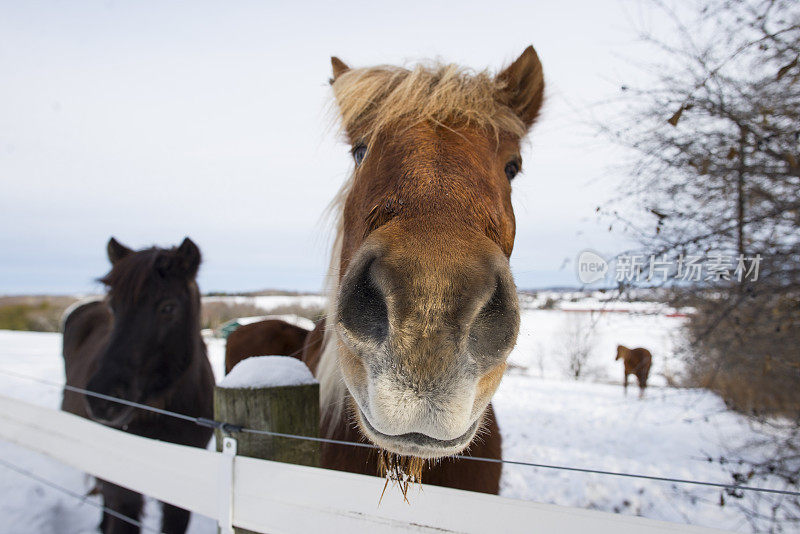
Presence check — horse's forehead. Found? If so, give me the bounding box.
[357,125,508,199]
[107,254,184,304]
[341,123,517,257]
[387,123,500,163]
[108,273,160,302]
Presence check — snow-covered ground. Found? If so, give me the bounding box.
[517,290,685,314]
[0,296,787,532]
[495,377,762,529]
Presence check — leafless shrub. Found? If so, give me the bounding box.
[560,315,596,380]
[538,296,559,310]
[676,291,800,417]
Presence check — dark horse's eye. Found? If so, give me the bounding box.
[160,302,176,315]
[505,160,521,181]
[352,144,367,166]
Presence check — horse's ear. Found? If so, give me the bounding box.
[107,237,133,265]
[330,57,350,84]
[496,46,545,129]
[175,237,201,279]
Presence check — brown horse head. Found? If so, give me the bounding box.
[320,47,545,459]
[616,344,629,361]
[85,237,203,426]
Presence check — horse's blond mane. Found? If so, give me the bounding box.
[316,179,349,434]
[331,62,527,143]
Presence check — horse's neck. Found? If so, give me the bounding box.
[188,331,210,380]
[154,335,212,425]
[163,331,208,396]
[186,303,208,368]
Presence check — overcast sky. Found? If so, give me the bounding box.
[0,1,662,294]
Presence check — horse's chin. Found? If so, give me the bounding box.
[353,405,480,460]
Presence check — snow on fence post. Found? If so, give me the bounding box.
[214,356,320,468]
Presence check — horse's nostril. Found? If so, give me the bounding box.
[85,379,130,422]
[338,256,389,344]
[481,277,507,320]
[469,272,519,364]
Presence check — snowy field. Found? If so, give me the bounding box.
[0,296,788,532]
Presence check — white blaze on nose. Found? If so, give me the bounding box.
[364,372,476,441]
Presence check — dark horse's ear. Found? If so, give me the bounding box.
[107,237,133,265]
[330,57,350,85]
[175,237,201,279]
[496,46,545,129]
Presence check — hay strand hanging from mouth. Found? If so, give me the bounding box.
[377,450,426,504]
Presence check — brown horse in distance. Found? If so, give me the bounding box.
[62,238,214,534]
[224,318,311,373]
[616,345,653,397]
[300,46,545,494]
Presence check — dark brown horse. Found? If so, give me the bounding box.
[62,238,214,534]
[224,318,310,373]
[616,345,653,397]
[300,46,545,494]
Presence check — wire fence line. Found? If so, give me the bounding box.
[1,367,799,499]
[0,457,162,534]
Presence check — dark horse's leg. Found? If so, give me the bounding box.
[100,481,143,534]
[161,502,191,534]
[623,371,629,395]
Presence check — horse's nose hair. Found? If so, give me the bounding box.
[337,251,389,345]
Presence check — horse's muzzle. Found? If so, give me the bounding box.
[84,389,136,428]
[336,231,519,459]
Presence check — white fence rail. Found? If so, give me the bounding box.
[0,394,726,533]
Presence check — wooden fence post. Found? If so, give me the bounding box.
[213,357,320,533]
[214,382,320,465]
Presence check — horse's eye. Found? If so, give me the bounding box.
[352,144,367,166]
[505,160,521,181]
[160,303,176,315]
